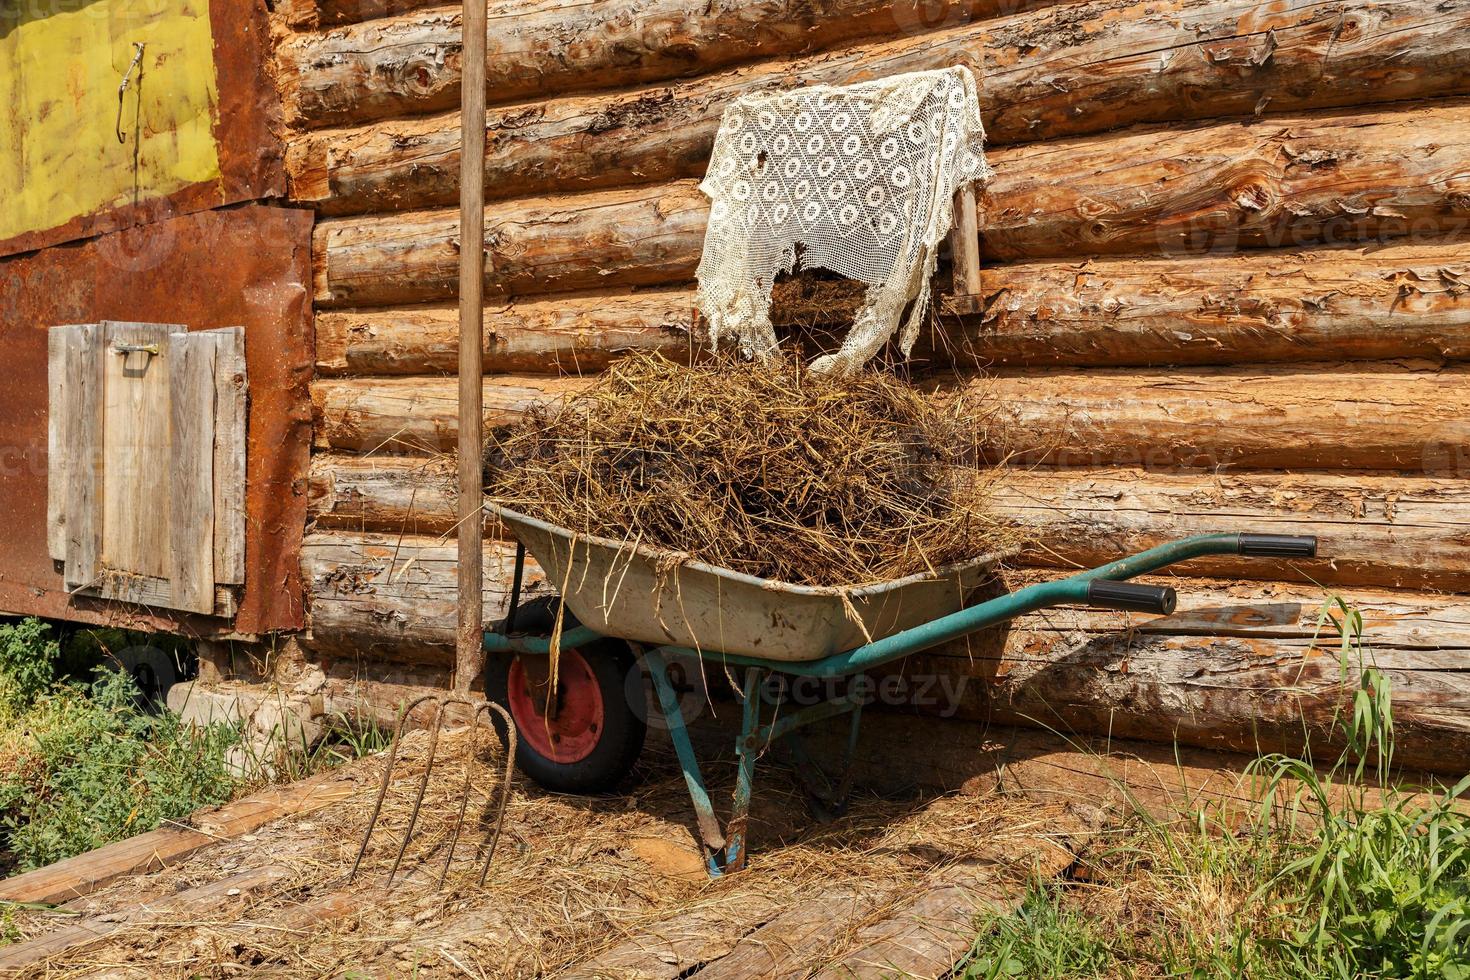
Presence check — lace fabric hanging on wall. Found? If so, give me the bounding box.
[695,66,991,374]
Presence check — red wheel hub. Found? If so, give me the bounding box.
[506,648,605,763]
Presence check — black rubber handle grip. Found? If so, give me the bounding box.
[1086,580,1177,616]
[1237,534,1318,559]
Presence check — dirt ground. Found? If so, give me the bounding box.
[0,724,1091,979]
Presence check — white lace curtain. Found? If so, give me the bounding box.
[695,66,991,374]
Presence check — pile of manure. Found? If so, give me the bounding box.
[485,353,1017,587]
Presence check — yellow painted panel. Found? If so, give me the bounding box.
[1,0,222,243]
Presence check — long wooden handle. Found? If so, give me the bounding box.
[456,0,488,692]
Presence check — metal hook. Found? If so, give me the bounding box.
[116,42,145,145]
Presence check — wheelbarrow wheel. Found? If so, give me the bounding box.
[485,596,646,794]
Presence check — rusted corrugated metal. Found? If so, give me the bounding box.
[0,205,313,635]
[0,0,284,259]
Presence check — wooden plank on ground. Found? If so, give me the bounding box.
[814,813,1095,979]
[0,864,293,972]
[0,774,354,906]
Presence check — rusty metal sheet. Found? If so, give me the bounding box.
[0,0,284,259]
[0,205,313,635]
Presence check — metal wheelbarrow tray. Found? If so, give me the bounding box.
[484,502,1320,876]
[492,503,1014,662]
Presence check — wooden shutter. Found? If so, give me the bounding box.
[47,322,247,616]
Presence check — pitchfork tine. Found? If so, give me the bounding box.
[388,698,449,887]
[352,694,518,891]
[478,702,518,886]
[350,694,438,883]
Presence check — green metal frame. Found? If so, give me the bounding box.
[483,533,1295,875]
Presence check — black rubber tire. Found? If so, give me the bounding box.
[485,596,646,794]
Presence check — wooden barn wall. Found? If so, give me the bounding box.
[276,0,1470,774]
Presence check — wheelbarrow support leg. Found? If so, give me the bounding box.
[643,650,728,867]
[726,668,767,873]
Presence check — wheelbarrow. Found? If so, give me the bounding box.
[482,503,1318,876]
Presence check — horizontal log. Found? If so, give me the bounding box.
[981,364,1470,473]
[904,578,1470,775]
[314,290,696,375]
[301,531,551,657]
[313,102,1470,306]
[984,101,1470,261]
[948,241,1470,368]
[310,374,580,452]
[287,0,1470,216]
[313,183,707,308]
[319,240,1470,374]
[278,0,1066,129]
[299,526,1470,774]
[276,0,441,31]
[310,365,1470,473]
[308,454,1470,590]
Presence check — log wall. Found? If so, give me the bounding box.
[274,0,1470,774]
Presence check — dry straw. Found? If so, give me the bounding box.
[486,353,1017,587]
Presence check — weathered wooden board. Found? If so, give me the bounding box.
[47,324,103,579]
[308,456,1470,591]
[277,0,1071,128]
[0,866,294,972]
[286,0,1470,217]
[308,366,1470,473]
[100,323,176,583]
[0,774,354,906]
[211,328,248,585]
[168,332,218,614]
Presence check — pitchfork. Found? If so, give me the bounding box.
[349,695,517,890]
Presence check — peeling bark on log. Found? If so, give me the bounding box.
[313,105,1470,306]
[286,0,1470,216]
[307,455,1470,591]
[278,0,1067,129]
[997,469,1470,592]
[947,241,1470,368]
[310,365,1470,473]
[310,374,581,452]
[315,241,1470,374]
[313,183,707,308]
[983,101,1470,261]
[300,532,550,657]
[299,525,1470,774]
[902,581,1470,775]
[981,364,1470,474]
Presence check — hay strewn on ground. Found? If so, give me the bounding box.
[4,729,1068,979]
[486,354,1016,586]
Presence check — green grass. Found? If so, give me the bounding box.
[0,619,242,872]
[962,596,1470,980]
[0,618,395,875]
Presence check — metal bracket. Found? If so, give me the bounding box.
[112,342,159,356]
